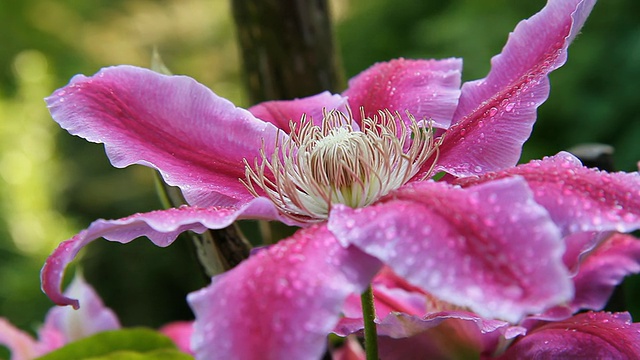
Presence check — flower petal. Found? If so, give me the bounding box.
[331,336,365,360]
[0,318,40,360]
[41,199,283,309]
[47,65,284,207]
[187,225,382,360]
[38,274,120,350]
[570,233,640,312]
[498,312,640,359]
[437,0,596,176]
[376,312,525,360]
[454,152,640,236]
[329,177,571,323]
[159,321,194,355]
[248,91,348,131]
[343,58,462,129]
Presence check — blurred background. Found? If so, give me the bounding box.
[1,0,639,354]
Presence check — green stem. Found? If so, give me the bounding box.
[361,285,379,360]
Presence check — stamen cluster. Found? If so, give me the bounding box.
[243,109,440,222]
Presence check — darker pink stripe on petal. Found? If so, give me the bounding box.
[438,0,597,176]
[329,177,571,323]
[47,66,284,207]
[343,58,462,129]
[498,312,640,359]
[187,225,381,360]
[455,152,640,236]
[41,199,284,309]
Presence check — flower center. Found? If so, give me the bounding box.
[243,109,440,222]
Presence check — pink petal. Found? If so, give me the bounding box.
[331,336,365,360]
[159,321,194,355]
[339,267,431,324]
[38,274,120,350]
[47,66,284,207]
[343,58,462,129]
[437,0,596,176]
[570,233,640,312]
[498,312,640,359]
[0,318,40,360]
[329,177,571,323]
[187,225,382,360]
[248,91,348,131]
[562,231,608,273]
[376,312,525,360]
[454,152,640,236]
[41,199,285,309]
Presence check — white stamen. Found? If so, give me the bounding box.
[243,108,441,222]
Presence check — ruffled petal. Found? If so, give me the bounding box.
[329,177,571,323]
[376,312,525,360]
[187,225,382,360]
[39,274,120,349]
[343,58,462,129]
[454,152,640,236]
[562,231,608,273]
[0,318,40,360]
[47,65,284,207]
[437,0,596,176]
[248,91,348,131]
[41,199,285,309]
[498,312,640,359]
[570,233,640,312]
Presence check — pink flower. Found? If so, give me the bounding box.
[0,274,120,359]
[40,0,640,358]
[334,233,640,359]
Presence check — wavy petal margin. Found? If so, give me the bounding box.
[41,198,285,309]
[377,312,525,360]
[498,312,640,359]
[343,58,462,129]
[39,274,120,348]
[47,65,284,207]
[437,0,597,176]
[454,152,640,236]
[329,177,571,323]
[570,233,640,312]
[187,225,381,360]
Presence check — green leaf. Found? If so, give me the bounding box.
[35,328,191,360]
[85,349,192,360]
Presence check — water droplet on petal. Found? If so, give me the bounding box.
[505,102,516,112]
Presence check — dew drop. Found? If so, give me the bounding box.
[488,107,498,116]
[505,102,515,112]
[344,218,356,229]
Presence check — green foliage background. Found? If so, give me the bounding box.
[1,0,638,356]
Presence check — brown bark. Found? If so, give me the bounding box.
[231,0,345,103]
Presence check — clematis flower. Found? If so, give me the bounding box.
[0,274,120,359]
[40,0,640,358]
[334,232,640,359]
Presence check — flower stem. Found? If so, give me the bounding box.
[361,285,379,360]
